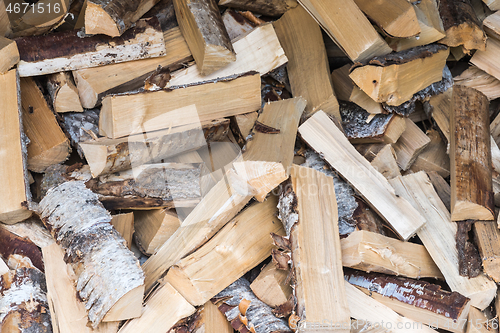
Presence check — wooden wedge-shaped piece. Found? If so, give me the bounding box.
[46,72,83,113]
[0,36,19,74]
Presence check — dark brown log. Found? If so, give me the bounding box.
[0,228,44,272]
[456,220,482,278]
[218,0,297,16]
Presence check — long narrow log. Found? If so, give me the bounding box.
[38,181,145,328]
[218,0,297,16]
[393,118,431,171]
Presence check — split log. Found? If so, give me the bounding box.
[450,85,494,221]
[299,111,425,240]
[466,307,494,333]
[230,112,258,146]
[388,0,446,51]
[111,213,134,249]
[0,69,32,224]
[0,227,44,272]
[473,221,500,283]
[0,0,11,37]
[274,165,351,331]
[453,221,481,278]
[134,209,180,255]
[42,243,121,333]
[483,0,500,10]
[410,129,451,178]
[60,108,100,158]
[484,11,500,38]
[212,278,292,333]
[85,0,161,37]
[222,10,255,40]
[370,144,401,180]
[46,72,83,113]
[187,301,233,333]
[197,141,241,182]
[166,24,287,87]
[166,196,285,305]
[345,268,470,333]
[428,87,453,141]
[438,0,487,51]
[471,37,500,83]
[352,0,420,38]
[428,171,452,212]
[0,217,54,249]
[0,268,52,332]
[74,26,191,108]
[38,181,145,327]
[273,5,339,120]
[0,258,7,276]
[218,0,297,16]
[118,281,196,333]
[250,262,292,308]
[173,0,235,75]
[297,0,392,62]
[389,172,497,310]
[454,66,500,100]
[0,36,19,74]
[393,118,431,171]
[340,101,407,144]
[99,72,261,139]
[20,77,71,172]
[341,230,443,279]
[16,17,166,77]
[349,44,449,106]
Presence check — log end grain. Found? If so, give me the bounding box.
[85,2,121,37]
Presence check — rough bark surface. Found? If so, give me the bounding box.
[60,108,101,158]
[0,228,44,272]
[340,101,395,142]
[218,0,297,16]
[456,220,482,278]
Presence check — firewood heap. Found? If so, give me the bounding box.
[2,0,500,332]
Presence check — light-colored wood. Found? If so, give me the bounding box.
[393,118,432,171]
[454,66,500,101]
[16,18,166,77]
[218,0,297,16]
[410,130,450,178]
[46,72,83,113]
[134,209,181,255]
[273,5,339,120]
[20,77,71,172]
[297,0,392,62]
[299,111,425,240]
[99,72,261,139]
[341,230,443,279]
[483,0,500,10]
[470,36,500,82]
[484,11,500,38]
[429,87,452,141]
[250,262,292,308]
[389,172,497,310]
[166,196,285,305]
[473,221,500,283]
[0,36,19,74]
[371,144,401,179]
[0,257,7,276]
[85,0,160,37]
[0,69,32,224]
[353,0,420,38]
[73,27,191,108]
[0,0,11,37]
[166,23,287,87]
[197,140,242,182]
[118,281,196,333]
[349,45,449,106]
[111,213,134,250]
[231,111,258,145]
[0,217,54,248]
[388,0,445,51]
[491,137,500,174]
[450,85,494,221]
[350,86,385,114]
[194,301,233,333]
[466,307,494,333]
[222,9,255,40]
[42,243,120,333]
[428,171,451,212]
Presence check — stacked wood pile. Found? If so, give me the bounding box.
[4,0,500,332]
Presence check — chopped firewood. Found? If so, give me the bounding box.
[410,130,451,178]
[471,37,500,82]
[349,44,449,106]
[222,10,255,40]
[85,0,161,37]
[134,209,180,255]
[111,213,134,249]
[450,85,494,221]
[0,69,32,224]
[0,217,54,248]
[273,5,340,120]
[428,171,452,212]
[473,221,500,283]
[353,0,420,38]
[339,101,407,144]
[166,24,287,87]
[197,141,241,182]
[389,172,497,310]
[491,138,500,174]
[277,165,350,330]
[388,0,446,51]
[38,181,145,327]
[341,230,443,279]
[466,307,495,333]
[299,111,425,240]
[60,108,100,158]
[46,72,83,113]
[0,227,44,272]
[370,144,401,179]
[438,0,487,51]
[454,66,500,100]
[0,1,12,37]
[42,243,121,333]
[166,196,285,305]
[297,0,392,62]
[212,278,292,333]
[456,220,482,278]
[16,17,166,77]
[483,0,500,10]
[428,88,453,141]
[74,26,191,108]
[99,72,261,139]
[118,281,196,333]
[218,0,297,16]
[173,0,236,75]
[484,11,500,38]
[345,268,470,333]
[250,262,292,308]
[0,36,19,74]
[349,86,385,115]
[0,258,7,276]
[20,77,71,172]
[231,112,258,146]
[0,267,52,332]
[393,118,431,171]
[190,301,233,333]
